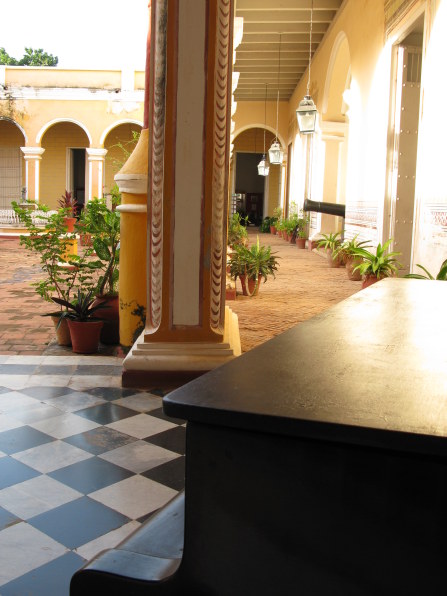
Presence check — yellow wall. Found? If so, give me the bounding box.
[104,123,142,193]
[40,122,89,208]
[233,101,288,150]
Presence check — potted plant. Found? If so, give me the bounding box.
[259,216,273,233]
[316,232,343,267]
[51,289,108,353]
[12,201,98,346]
[270,207,282,235]
[227,212,248,247]
[351,239,402,289]
[294,213,310,248]
[404,259,447,280]
[228,236,279,296]
[333,234,372,280]
[58,190,78,232]
[79,197,121,344]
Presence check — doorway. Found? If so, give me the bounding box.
[235,152,265,225]
[387,15,424,274]
[69,148,86,211]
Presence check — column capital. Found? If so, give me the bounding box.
[20,147,45,160]
[86,148,108,161]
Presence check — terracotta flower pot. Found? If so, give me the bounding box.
[345,256,363,281]
[239,275,260,296]
[296,237,306,249]
[93,295,120,344]
[362,274,384,289]
[51,315,71,346]
[63,217,77,233]
[67,319,103,354]
[270,226,277,235]
[327,250,342,268]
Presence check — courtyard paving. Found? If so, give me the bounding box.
[0,231,362,356]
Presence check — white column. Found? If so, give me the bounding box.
[86,148,108,200]
[20,147,45,203]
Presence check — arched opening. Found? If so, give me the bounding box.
[103,122,143,196]
[232,127,282,225]
[40,121,90,210]
[0,118,26,208]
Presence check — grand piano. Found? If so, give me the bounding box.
[71,279,447,595]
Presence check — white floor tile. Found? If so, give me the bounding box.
[5,356,45,365]
[114,394,162,412]
[9,403,63,424]
[29,412,100,439]
[12,440,93,473]
[75,520,141,561]
[99,440,179,473]
[25,374,72,387]
[0,522,67,586]
[89,475,177,519]
[0,392,41,413]
[0,413,25,432]
[43,392,106,413]
[68,375,122,390]
[0,475,82,519]
[106,413,177,439]
[0,376,31,390]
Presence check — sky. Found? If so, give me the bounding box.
[2,0,149,70]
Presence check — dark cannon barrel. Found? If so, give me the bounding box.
[303,198,345,218]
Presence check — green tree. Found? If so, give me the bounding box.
[0,48,18,65]
[0,47,58,66]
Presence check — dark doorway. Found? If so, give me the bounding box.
[72,149,86,210]
[235,152,265,225]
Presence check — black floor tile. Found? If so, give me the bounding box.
[28,496,130,549]
[0,457,40,489]
[74,365,123,376]
[87,386,141,401]
[34,365,77,375]
[150,388,171,397]
[150,407,185,425]
[144,426,186,455]
[0,551,85,596]
[49,456,134,494]
[0,505,21,530]
[20,386,74,399]
[0,426,54,455]
[0,386,10,394]
[75,402,138,424]
[0,364,37,375]
[64,426,137,455]
[142,456,185,492]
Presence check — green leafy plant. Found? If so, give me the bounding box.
[79,197,120,296]
[12,201,98,306]
[259,217,273,233]
[351,239,402,279]
[51,289,108,323]
[227,212,248,247]
[404,259,447,280]
[228,236,279,294]
[316,231,342,252]
[333,234,371,261]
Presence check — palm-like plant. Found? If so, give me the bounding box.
[228,236,279,295]
[351,239,402,280]
[404,259,447,280]
[316,232,342,252]
[51,289,108,323]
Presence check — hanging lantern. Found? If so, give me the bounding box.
[268,140,283,165]
[296,95,318,135]
[257,155,270,176]
[296,1,318,135]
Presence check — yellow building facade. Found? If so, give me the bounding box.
[0,66,144,210]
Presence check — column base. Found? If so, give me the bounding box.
[122,307,241,389]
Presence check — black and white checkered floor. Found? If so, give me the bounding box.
[0,355,185,595]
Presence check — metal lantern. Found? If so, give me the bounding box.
[257,155,270,176]
[268,140,283,165]
[296,95,318,135]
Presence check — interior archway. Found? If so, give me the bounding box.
[0,118,26,208]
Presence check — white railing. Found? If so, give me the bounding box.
[0,209,58,227]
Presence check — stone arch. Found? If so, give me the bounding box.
[233,124,286,152]
[36,118,92,145]
[40,121,90,209]
[322,31,352,121]
[0,117,27,143]
[0,118,27,207]
[99,119,143,147]
[102,121,144,194]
